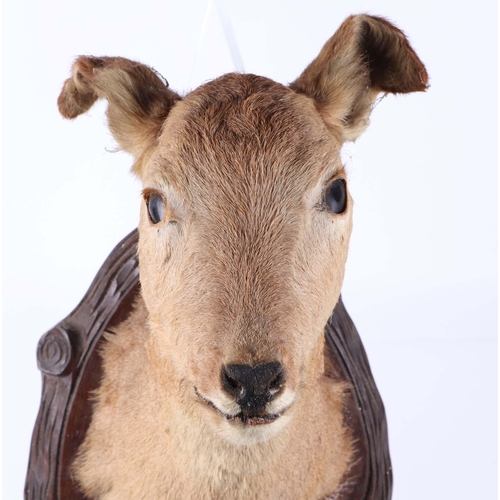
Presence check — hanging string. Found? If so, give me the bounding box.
[188,0,245,89]
[188,0,214,89]
[215,0,245,73]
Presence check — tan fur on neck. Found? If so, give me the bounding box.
[74,296,353,499]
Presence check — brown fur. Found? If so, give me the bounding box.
[58,14,427,499]
[290,14,428,140]
[58,56,181,173]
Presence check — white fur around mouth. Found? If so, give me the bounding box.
[194,387,292,426]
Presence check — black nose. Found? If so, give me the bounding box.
[222,362,285,416]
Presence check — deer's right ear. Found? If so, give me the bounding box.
[290,15,428,142]
[58,56,181,177]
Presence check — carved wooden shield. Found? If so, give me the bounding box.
[25,229,392,499]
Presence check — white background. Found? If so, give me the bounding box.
[3,0,497,498]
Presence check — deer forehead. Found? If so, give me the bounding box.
[143,73,344,206]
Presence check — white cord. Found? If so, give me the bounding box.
[188,0,245,89]
[215,0,245,73]
[188,0,214,89]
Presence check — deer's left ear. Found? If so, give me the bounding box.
[58,56,181,177]
[290,14,428,142]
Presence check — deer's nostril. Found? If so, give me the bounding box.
[268,369,284,393]
[222,369,243,396]
[222,364,252,399]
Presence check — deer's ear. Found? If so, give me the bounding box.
[290,15,428,142]
[58,56,181,177]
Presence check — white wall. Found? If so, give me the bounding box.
[3,0,497,498]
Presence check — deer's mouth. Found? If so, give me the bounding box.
[228,411,283,426]
[194,387,291,426]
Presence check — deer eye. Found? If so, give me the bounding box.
[147,193,165,224]
[325,179,347,214]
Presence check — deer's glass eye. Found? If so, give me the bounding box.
[325,179,347,214]
[147,193,164,224]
